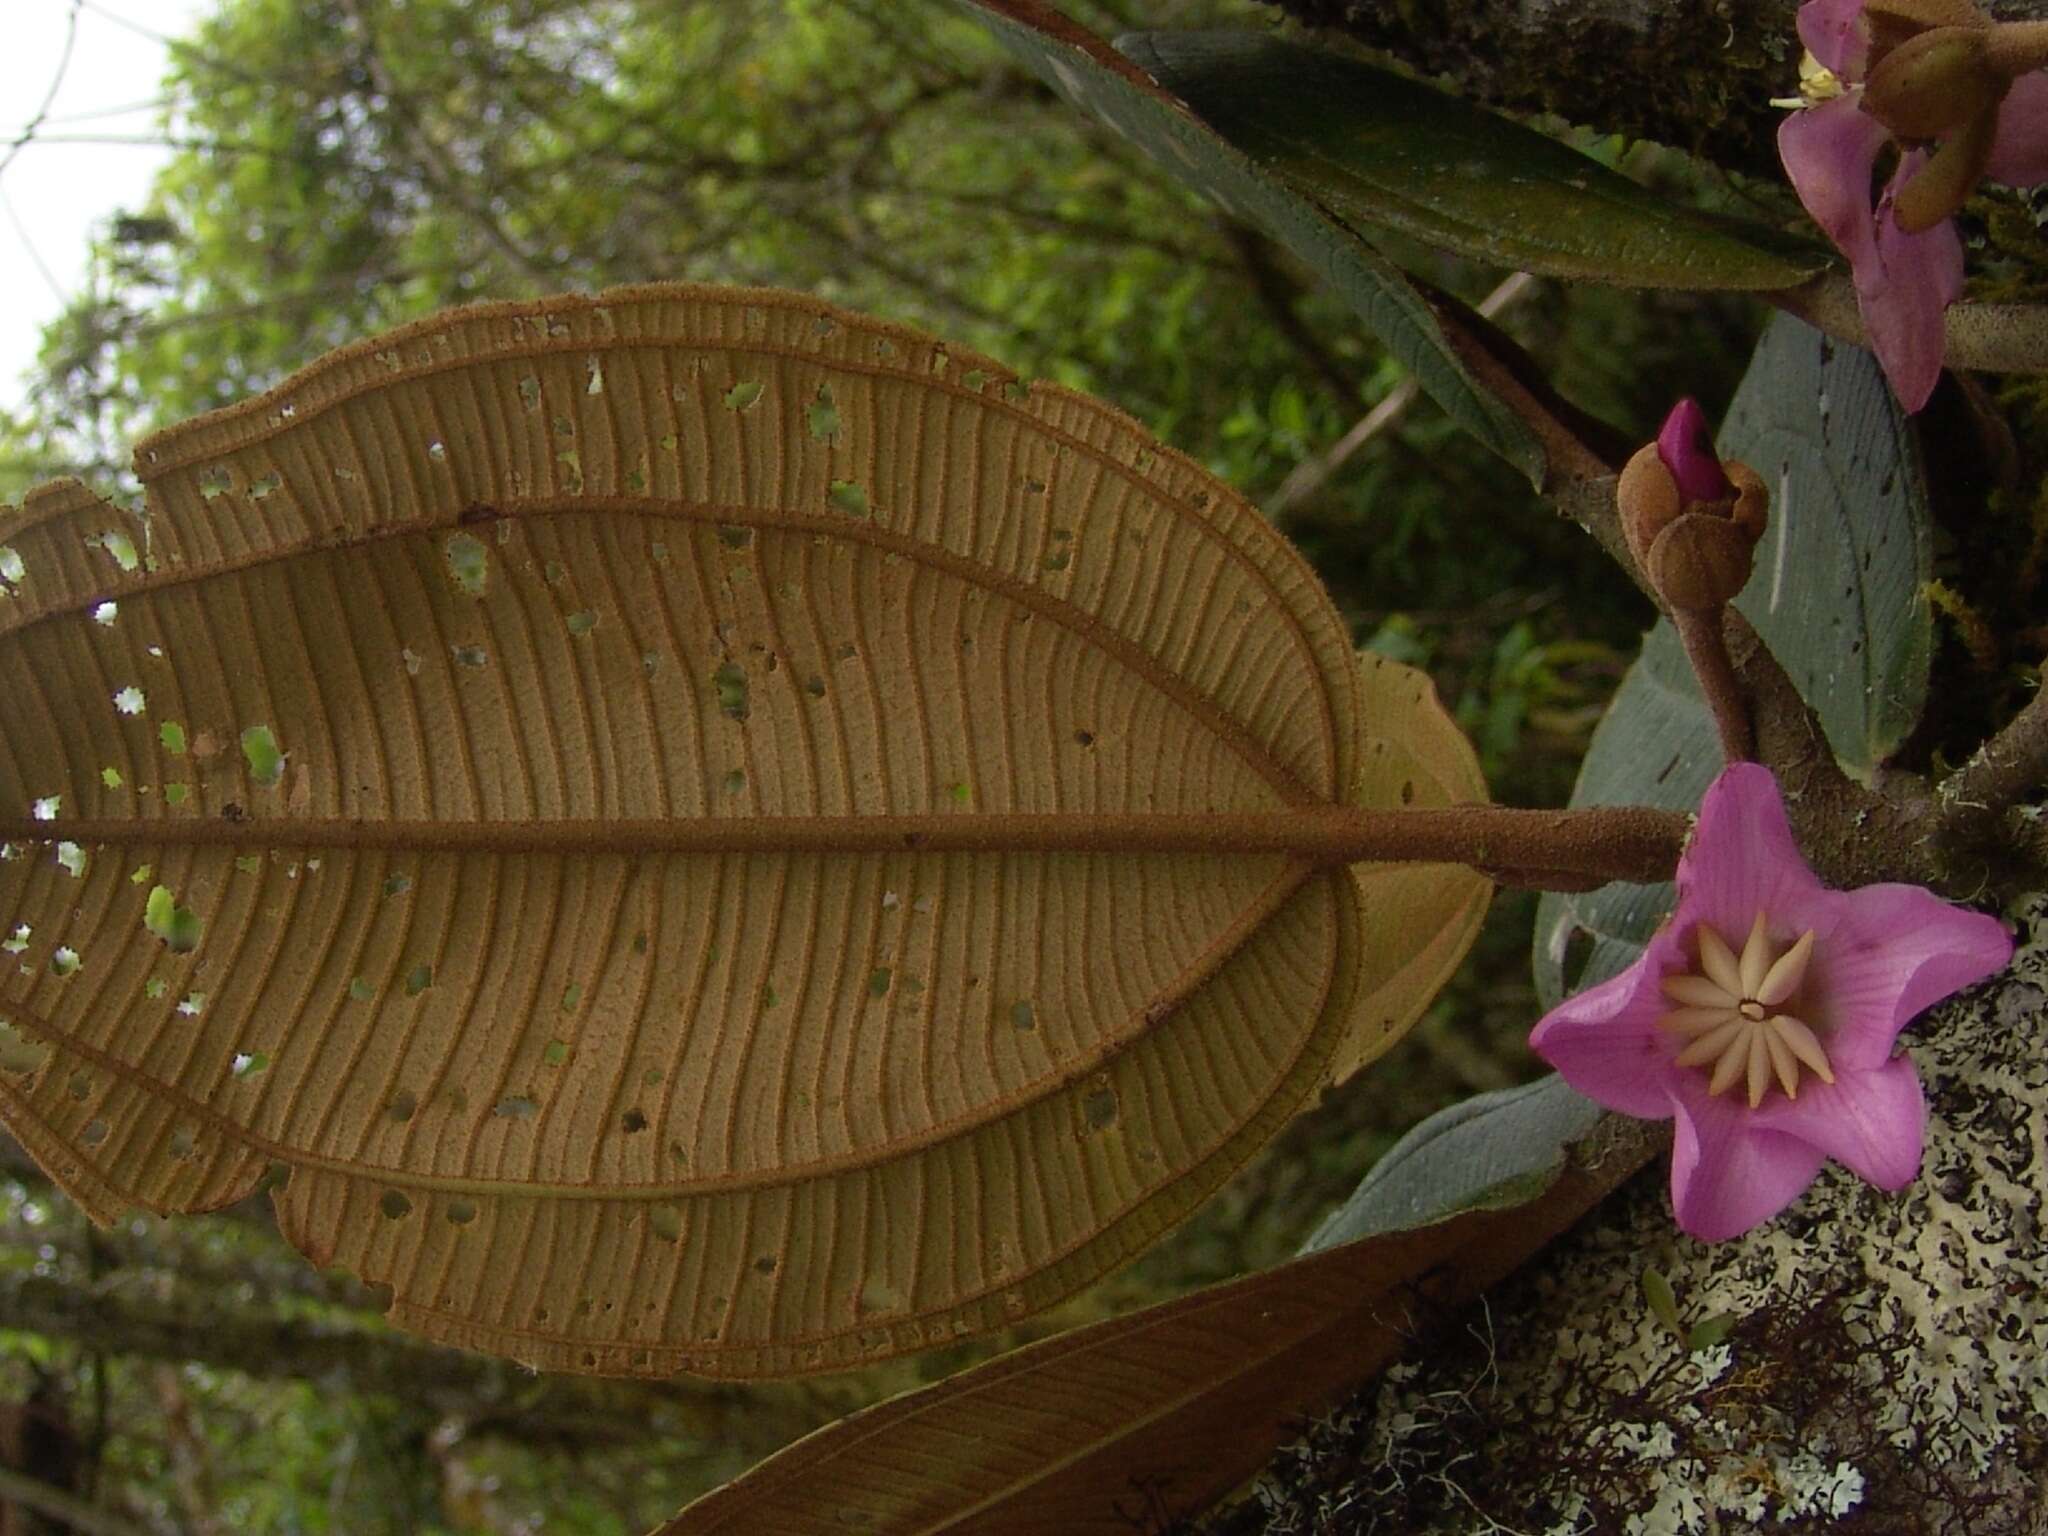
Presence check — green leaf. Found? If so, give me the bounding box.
[1643,1267,1682,1333]
[1120,33,1830,292]
[1533,623,1708,1006]
[1720,314,1933,769]
[1688,1313,1736,1352]
[1533,316,1933,1005]
[240,724,284,787]
[1304,1073,1604,1250]
[954,1,1546,479]
[143,884,201,954]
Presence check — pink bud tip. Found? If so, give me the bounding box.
[1657,398,1734,504]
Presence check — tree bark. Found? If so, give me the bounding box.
[0,1468,155,1536]
[0,1265,840,1461]
[1257,0,2048,178]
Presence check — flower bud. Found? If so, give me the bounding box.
[1891,106,1997,233]
[1618,402,1767,611]
[1863,25,2003,141]
[1863,0,1989,57]
[1656,398,1733,503]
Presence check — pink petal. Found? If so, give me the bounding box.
[1779,97,1888,267]
[1804,884,2012,1068]
[1748,1054,1926,1189]
[1856,161,1966,412]
[1798,0,1869,78]
[1528,949,1680,1120]
[1669,1083,1828,1241]
[1675,764,1830,945]
[1657,398,1733,503]
[1988,73,2048,186]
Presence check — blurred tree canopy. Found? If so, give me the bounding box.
[0,1,1768,1529]
[2,0,1729,653]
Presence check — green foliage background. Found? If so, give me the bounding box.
[0,1,1769,1529]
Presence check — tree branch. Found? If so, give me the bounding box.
[0,1267,835,1459]
[1266,272,1538,518]
[1258,0,2048,179]
[337,0,556,284]
[1221,221,1370,409]
[1933,679,2048,892]
[0,1465,163,1536]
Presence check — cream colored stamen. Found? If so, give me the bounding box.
[1771,51,1849,109]
[1657,912,1834,1107]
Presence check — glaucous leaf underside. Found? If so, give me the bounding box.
[0,286,1487,1378]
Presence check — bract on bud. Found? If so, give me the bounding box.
[1618,402,1768,611]
[1892,107,1999,232]
[1863,0,1986,40]
[1862,26,2000,140]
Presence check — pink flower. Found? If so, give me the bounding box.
[1530,764,2010,1241]
[1777,0,2048,410]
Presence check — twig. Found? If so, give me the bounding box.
[1773,273,2048,376]
[1941,679,2048,831]
[0,0,82,181]
[1223,220,1371,411]
[0,1466,163,1536]
[1267,272,1539,517]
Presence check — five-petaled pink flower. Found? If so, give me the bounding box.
[1778,0,2048,411]
[1531,763,2010,1241]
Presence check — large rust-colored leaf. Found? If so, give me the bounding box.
[658,1116,1659,1535]
[0,286,1487,1378]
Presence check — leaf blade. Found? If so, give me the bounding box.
[1719,315,1933,769]
[1120,32,1830,292]
[954,0,1548,478]
[0,285,1489,1378]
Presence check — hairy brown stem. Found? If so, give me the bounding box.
[1986,19,2048,78]
[0,806,1687,888]
[1673,606,1756,765]
[1942,681,2048,829]
[1773,276,2048,378]
[1932,679,2048,889]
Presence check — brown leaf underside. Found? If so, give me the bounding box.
[0,285,1487,1378]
